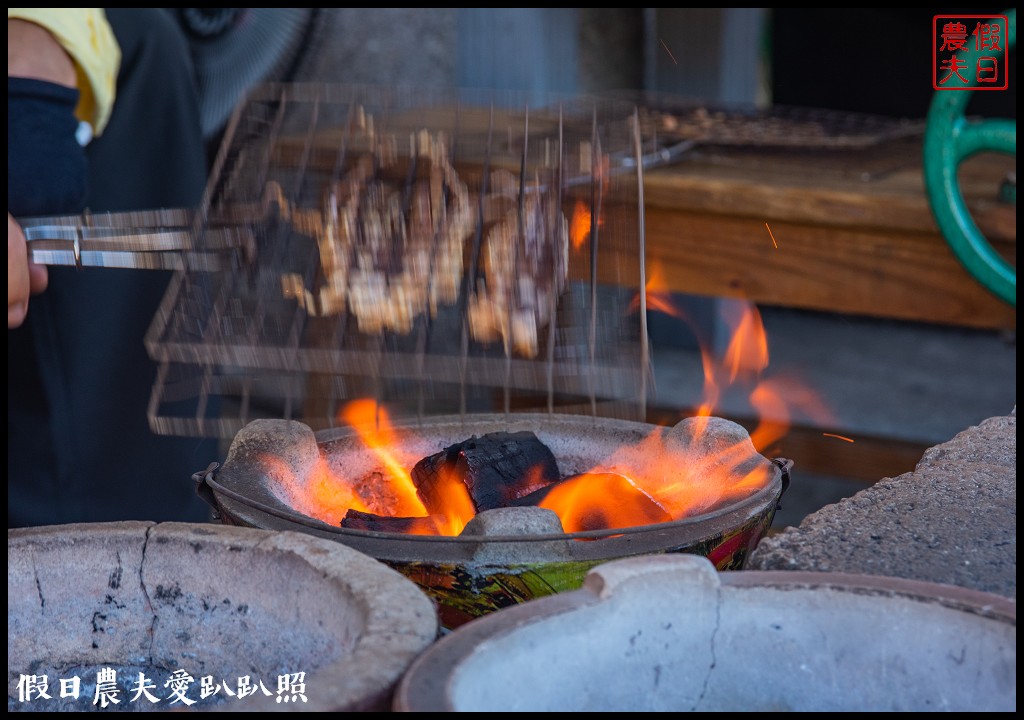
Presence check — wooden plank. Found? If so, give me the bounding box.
[641,209,1016,330]
[640,142,1015,330]
[643,144,1014,237]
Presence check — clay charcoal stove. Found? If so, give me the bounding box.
[393,555,1016,712]
[198,412,791,629]
[7,522,438,712]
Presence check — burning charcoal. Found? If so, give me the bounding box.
[512,472,672,533]
[340,509,439,535]
[355,471,405,517]
[412,431,560,513]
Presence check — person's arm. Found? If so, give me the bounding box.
[8,9,120,137]
[6,17,76,328]
[7,11,120,328]
[8,17,77,87]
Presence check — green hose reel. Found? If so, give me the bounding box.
[923,9,1016,306]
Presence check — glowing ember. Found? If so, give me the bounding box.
[587,417,775,520]
[537,472,671,533]
[823,432,855,443]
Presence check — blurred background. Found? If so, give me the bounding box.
[169,8,1016,528]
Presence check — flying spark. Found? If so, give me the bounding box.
[659,38,678,65]
[822,432,855,443]
[764,222,778,249]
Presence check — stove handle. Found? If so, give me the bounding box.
[192,462,223,520]
[771,457,793,499]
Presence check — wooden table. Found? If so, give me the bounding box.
[641,137,1015,331]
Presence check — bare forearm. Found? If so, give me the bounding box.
[7,18,76,86]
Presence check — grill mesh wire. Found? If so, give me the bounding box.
[144,85,925,438]
[146,84,652,437]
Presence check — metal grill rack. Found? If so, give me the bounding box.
[145,84,653,438]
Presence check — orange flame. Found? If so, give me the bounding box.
[644,296,832,462]
[629,261,683,318]
[337,399,427,517]
[691,302,770,422]
[570,199,607,252]
[582,423,774,522]
[258,452,368,526]
[539,472,671,532]
[570,200,591,251]
[280,284,831,535]
[747,374,834,453]
[721,302,769,382]
[694,337,720,421]
[428,462,476,536]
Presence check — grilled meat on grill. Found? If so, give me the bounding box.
[468,177,569,358]
[281,128,472,335]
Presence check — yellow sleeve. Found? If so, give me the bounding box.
[8,8,121,137]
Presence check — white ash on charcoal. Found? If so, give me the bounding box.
[661,416,773,484]
[224,418,371,526]
[225,418,321,489]
[461,507,576,563]
[594,416,776,519]
[461,505,566,537]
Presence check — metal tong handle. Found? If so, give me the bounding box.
[20,208,251,272]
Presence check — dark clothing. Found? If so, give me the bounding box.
[7,77,87,217]
[8,9,218,527]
